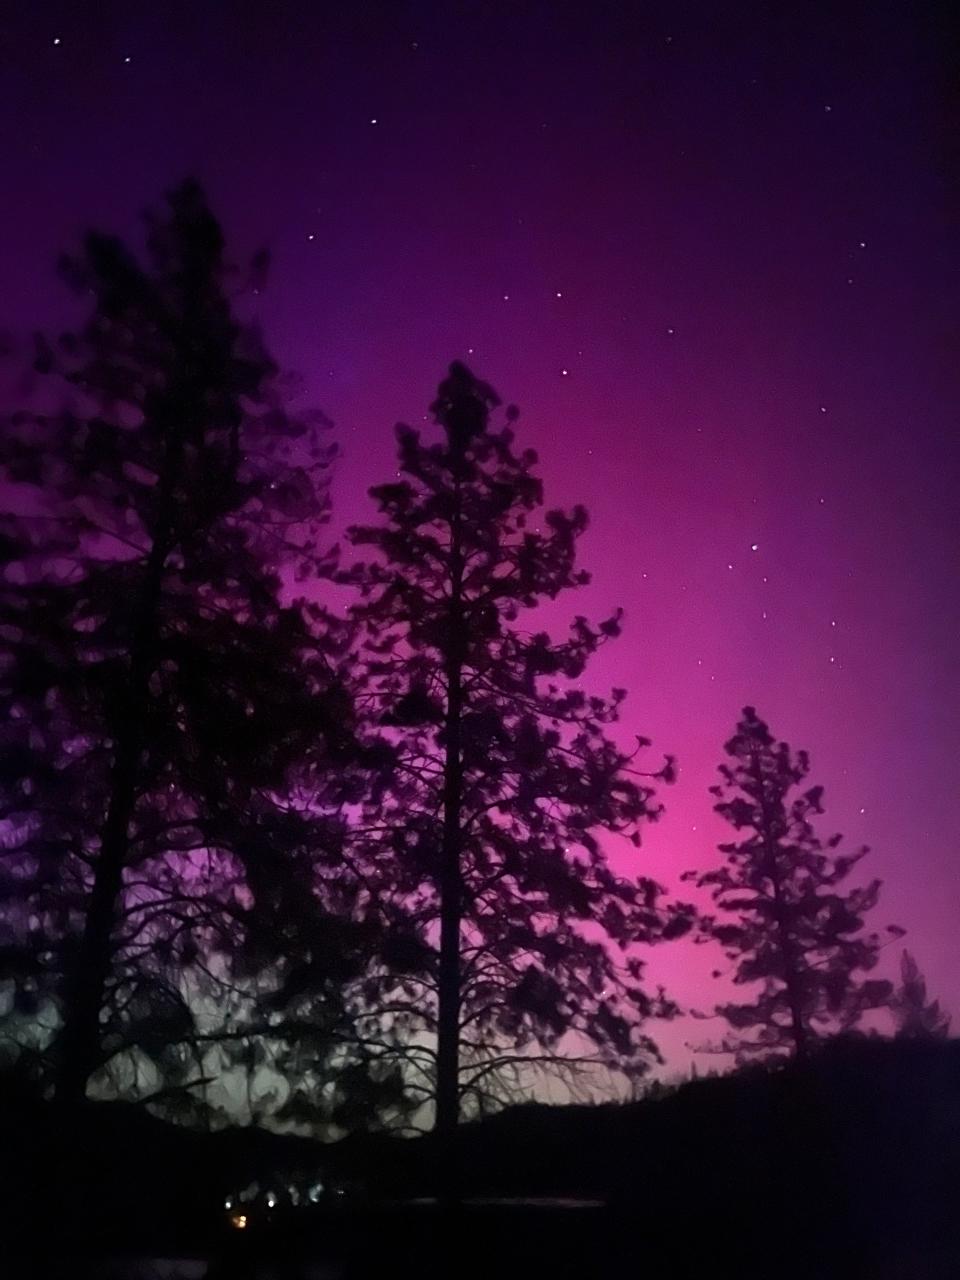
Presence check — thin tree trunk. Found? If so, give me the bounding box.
[751,751,809,1060]
[435,463,465,1192]
[55,434,183,1107]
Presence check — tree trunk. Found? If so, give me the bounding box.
[751,751,809,1061]
[55,435,183,1107]
[435,463,465,1192]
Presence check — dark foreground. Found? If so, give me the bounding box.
[4,1038,960,1278]
[10,1197,960,1280]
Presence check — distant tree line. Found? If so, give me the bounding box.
[0,183,947,1151]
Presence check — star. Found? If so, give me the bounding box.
[369,118,378,125]
[750,543,759,551]
[52,36,61,46]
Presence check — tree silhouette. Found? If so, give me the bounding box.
[339,362,691,1160]
[0,181,367,1110]
[892,951,950,1040]
[685,707,899,1061]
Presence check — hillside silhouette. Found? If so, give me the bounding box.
[5,1035,960,1277]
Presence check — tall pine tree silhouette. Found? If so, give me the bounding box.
[0,182,359,1108]
[341,363,691,1164]
[686,707,899,1060]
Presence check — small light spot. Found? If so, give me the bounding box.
[561,368,569,376]
[846,277,854,285]
[666,326,675,335]
[859,807,866,814]
[123,55,131,63]
[555,291,563,298]
[370,117,378,125]
[53,36,61,46]
[502,294,509,301]
[307,233,315,241]
[830,619,837,627]
[750,543,759,552]
[727,563,734,570]
[829,656,836,664]
[411,41,419,50]
[824,104,832,113]
[819,405,827,414]
[467,347,474,354]
[858,240,867,249]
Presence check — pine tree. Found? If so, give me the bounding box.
[685,707,899,1062]
[0,181,363,1111]
[892,951,950,1040]
[339,362,691,1158]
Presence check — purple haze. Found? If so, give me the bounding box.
[1,2,957,1071]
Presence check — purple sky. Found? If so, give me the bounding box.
[2,1,957,1072]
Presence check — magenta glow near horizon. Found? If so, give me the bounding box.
[1,3,956,1073]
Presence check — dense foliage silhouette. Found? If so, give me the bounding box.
[0,182,388,1121]
[338,363,693,1156]
[684,707,901,1060]
[893,949,950,1039]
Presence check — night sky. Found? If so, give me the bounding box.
[2,1,957,1073]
